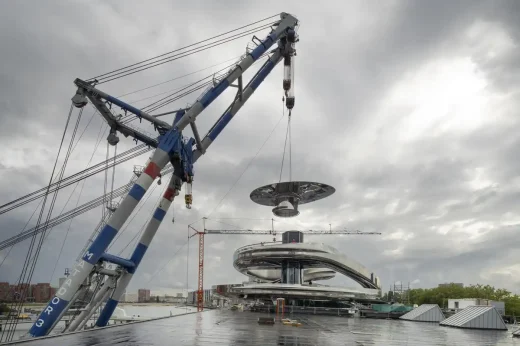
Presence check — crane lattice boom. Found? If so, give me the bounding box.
[203,229,381,235]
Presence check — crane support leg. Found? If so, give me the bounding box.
[95,175,181,327]
[29,130,183,337]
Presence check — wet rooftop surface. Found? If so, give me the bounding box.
[11,310,520,345]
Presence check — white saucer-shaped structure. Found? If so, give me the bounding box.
[250,181,335,218]
[233,241,381,289]
[214,231,382,303]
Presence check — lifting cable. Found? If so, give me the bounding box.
[0,143,150,214]
[142,54,270,115]
[117,54,243,99]
[0,166,175,251]
[107,178,163,254]
[118,53,270,125]
[206,110,287,218]
[1,105,79,343]
[97,23,275,84]
[48,121,110,283]
[278,98,293,183]
[146,240,189,284]
[0,118,105,271]
[103,142,109,220]
[110,144,117,207]
[88,14,279,83]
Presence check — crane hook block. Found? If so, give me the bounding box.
[71,89,88,108]
[287,29,296,43]
[185,181,193,209]
[107,132,120,146]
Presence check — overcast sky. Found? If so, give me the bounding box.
[1,0,520,297]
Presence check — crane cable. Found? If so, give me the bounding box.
[206,110,287,218]
[140,53,270,115]
[88,14,279,82]
[0,117,105,272]
[117,54,243,99]
[96,23,276,84]
[119,52,270,125]
[0,143,150,214]
[1,105,79,342]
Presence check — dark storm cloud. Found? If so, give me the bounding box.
[1,0,520,296]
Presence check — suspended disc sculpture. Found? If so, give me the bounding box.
[250,181,335,218]
[250,28,335,218]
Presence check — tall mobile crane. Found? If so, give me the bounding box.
[29,12,299,337]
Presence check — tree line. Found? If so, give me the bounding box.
[382,284,520,316]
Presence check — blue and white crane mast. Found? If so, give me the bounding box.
[29,12,298,337]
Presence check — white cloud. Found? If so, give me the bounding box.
[1,0,520,297]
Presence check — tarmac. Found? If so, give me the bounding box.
[9,309,520,345]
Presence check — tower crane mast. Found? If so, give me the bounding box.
[29,12,299,338]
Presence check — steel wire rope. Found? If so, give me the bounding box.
[116,55,262,116]
[0,166,176,251]
[103,142,109,220]
[130,53,270,120]
[146,240,189,284]
[1,105,77,342]
[117,55,260,123]
[102,56,250,125]
[47,119,108,282]
[6,106,84,341]
[48,178,86,284]
[0,185,131,250]
[211,219,242,229]
[96,23,275,84]
[0,144,150,214]
[0,119,106,264]
[139,62,238,112]
[106,180,161,253]
[1,109,102,255]
[21,107,83,315]
[110,145,117,206]
[117,80,213,125]
[142,56,269,114]
[208,217,273,221]
[185,225,190,312]
[116,55,243,99]
[116,53,269,127]
[0,123,112,250]
[206,111,287,219]
[4,106,80,341]
[278,99,289,183]
[45,120,108,281]
[114,179,167,257]
[88,14,278,82]
[289,112,292,181]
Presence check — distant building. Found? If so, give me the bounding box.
[0,282,10,301]
[176,293,183,298]
[122,292,138,302]
[32,283,52,303]
[448,298,505,315]
[438,283,464,288]
[138,289,151,303]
